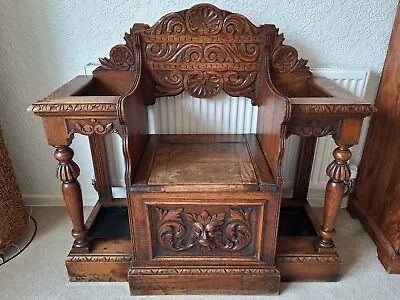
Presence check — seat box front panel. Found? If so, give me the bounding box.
[129,192,279,265]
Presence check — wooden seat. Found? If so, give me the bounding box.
[132,134,275,192]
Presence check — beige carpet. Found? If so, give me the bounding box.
[0,207,399,300]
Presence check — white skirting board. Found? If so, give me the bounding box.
[23,68,378,206]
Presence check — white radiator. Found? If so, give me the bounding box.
[105,68,377,204]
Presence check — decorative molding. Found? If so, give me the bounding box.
[289,120,336,137]
[68,118,114,136]
[29,103,117,114]
[68,274,105,281]
[151,70,258,98]
[292,104,375,115]
[144,42,263,64]
[276,255,340,263]
[130,267,277,276]
[156,207,253,252]
[66,255,132,263]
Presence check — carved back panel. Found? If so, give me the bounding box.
[96,3,310,103]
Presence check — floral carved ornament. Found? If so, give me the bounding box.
[156,207,253,252]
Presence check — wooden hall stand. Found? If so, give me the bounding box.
[28,4,375,295]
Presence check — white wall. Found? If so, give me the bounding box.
[0,0,397,205]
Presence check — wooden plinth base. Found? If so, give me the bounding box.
[66,239,131,282]
[348,196,400,273]
[128,266,280,295]
[277,236,340,281]
[65,200,341,284]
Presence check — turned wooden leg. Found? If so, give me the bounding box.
[316,145,351,251]
[54,145,89,252]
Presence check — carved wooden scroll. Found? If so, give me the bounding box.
[288,120,336,138]
[156,207,253,252]
[97,4,309,102]
[271,33,309,73]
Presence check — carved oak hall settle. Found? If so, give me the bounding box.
[28,4,375,295]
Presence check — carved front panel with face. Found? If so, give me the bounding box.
[153,205,258,256]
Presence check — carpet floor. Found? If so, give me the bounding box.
[0,207,399,300]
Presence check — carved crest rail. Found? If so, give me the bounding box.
[97,3,309,100]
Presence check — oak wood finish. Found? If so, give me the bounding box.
[88,135,112,201]
[349,6,400,273]
[65,200,342,284]
[66,238,132,282]
[28,3,375,295]
[132,134,275,193]
[54,145,89,252]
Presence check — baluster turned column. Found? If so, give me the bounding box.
[315,118,363,252]
[54,145,89,251]
[316,144,351,250]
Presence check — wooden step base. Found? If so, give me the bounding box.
[65,238,340,283]
[66,239,131,282]
[277,237,340,282]
[128,266,280,295]
[65,201,341,283]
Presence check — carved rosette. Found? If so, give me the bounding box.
[186,5,223,35]
[156,207,253,252]
[184,71,223,98]
[271,34,309,73]
[148,4,262,36]
[98,29,137,71]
